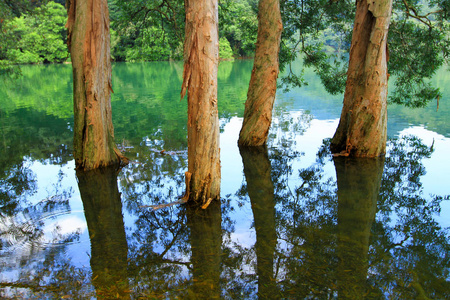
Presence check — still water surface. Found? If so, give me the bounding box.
[0,60,449,298]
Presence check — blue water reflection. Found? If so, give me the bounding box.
[0,60,449,298]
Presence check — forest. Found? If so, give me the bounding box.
[0,0,252,63]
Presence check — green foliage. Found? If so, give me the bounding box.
[2,1,68,65]
[219,37,234,60]
[219,0,258,57]
[123,26,177,62]
[280,0,450,108]
[388,16,448,107]
[0,0,257,65]
[109,0,185,62]
[279,0,354,92]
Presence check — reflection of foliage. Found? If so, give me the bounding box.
[371,135,450,298]
[0,107,72,185]
[0,169,74,254]
[0,160,36,216]
[270,135,450,298]
[0,167,83,299]
[1,60,449,298]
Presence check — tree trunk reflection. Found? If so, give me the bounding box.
[334,157,384,299]
[240,146,278,299]
[186,200,222,299]
[76,167,129,299]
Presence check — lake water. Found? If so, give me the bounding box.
[0,60,449,299]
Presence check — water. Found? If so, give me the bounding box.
[0,60,449,299]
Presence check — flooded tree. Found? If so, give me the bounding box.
[181,0,220,206]
[66,0,125,170]
[238,0,282,146]
[330,0,392,157]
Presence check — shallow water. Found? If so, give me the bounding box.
[0,60,449,299]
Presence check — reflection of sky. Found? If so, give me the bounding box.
[397,126,450,228]
[220,117,255,249]
[219,111,450,249]
[2,92,449,293]
[0,160,91,276]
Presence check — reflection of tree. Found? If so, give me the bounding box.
[273,136,450,298]
[77,167,129,299]
[0,166,87,299]
[334,157,384,299]
[186,201,222,299]
[240,145,278,299]
[0,108,72,176]
[369,136,450,298]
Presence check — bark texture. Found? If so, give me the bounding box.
[181,0,220,205]
[66,0,124,170]
[331,0,393,157]
[238,0,282,146]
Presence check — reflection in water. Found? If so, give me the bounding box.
[334,157,384,299]
[186,201,222,299]
[1,61,449,298]
[76,167,129,299]
[240,146,278,299]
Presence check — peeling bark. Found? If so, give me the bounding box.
[181,0,220,205]
[66,0,125,170]
[238,0,282,147]
[331,0,393,157]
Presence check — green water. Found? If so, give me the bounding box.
[0,61,449,299]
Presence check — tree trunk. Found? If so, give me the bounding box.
[330,0,393,157]
[181,0,220,206]
[238,0,282,147]
[66,0,124,170]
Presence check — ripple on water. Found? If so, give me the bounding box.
[0,210,89,260]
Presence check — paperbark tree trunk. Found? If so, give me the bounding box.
[238,0,282,147]
[181,0,220,206]
[330,0,393,157]
[66,0,124,170]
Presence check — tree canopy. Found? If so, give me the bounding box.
[280,0,450,108]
